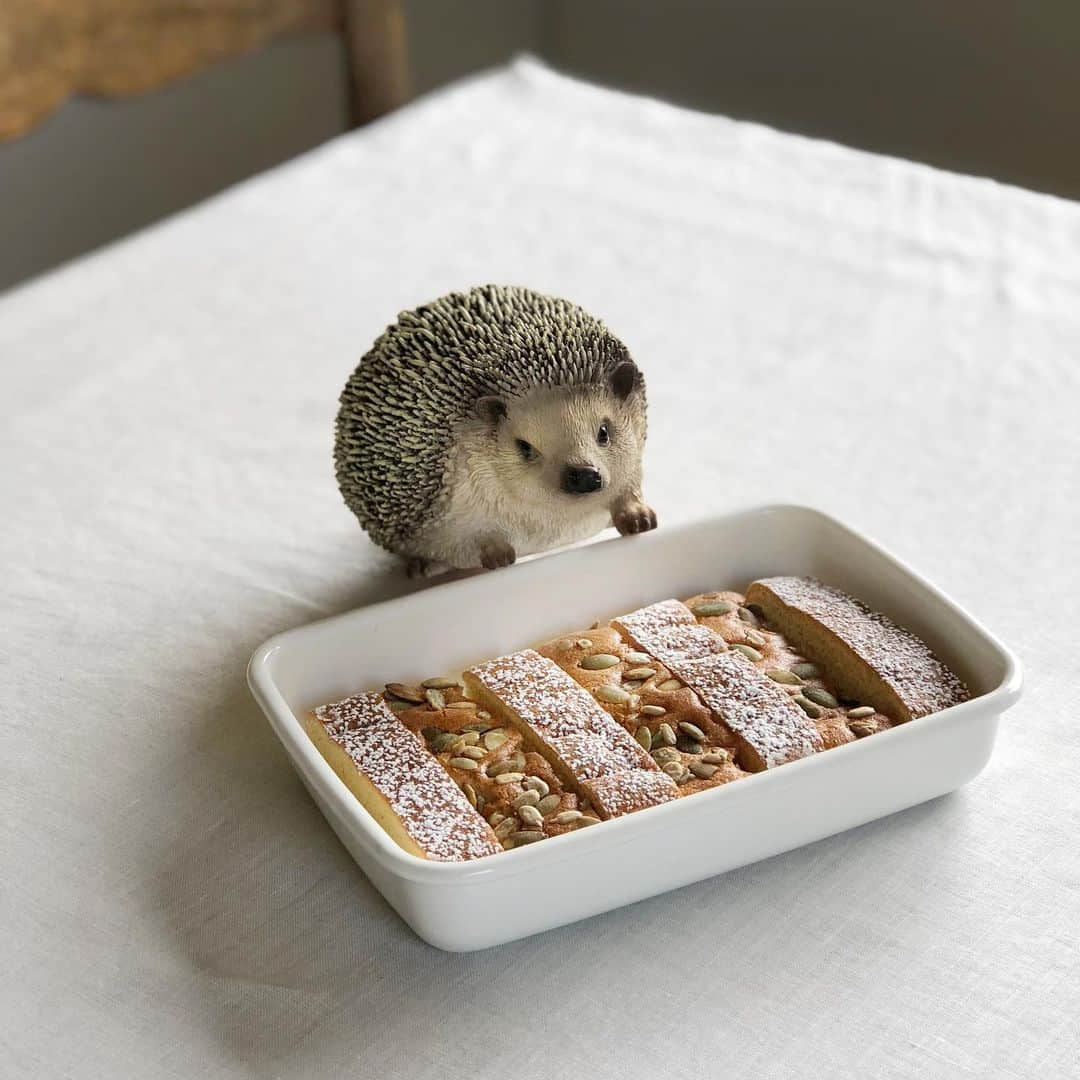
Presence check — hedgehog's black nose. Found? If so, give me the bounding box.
[562,465,603,494]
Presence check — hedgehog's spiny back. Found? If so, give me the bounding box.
[335,285,631,551]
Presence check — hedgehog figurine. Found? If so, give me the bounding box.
[335,284,657,576]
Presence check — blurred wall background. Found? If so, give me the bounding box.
[3,0,1079,295]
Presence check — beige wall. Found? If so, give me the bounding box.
[2,1,1079,294]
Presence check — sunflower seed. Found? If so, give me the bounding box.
[847,706,875,718]
[496,772,525,785]
[518,804,544,827]
[537,794,562,815]
[656,722,677,747]
[424,688,446,710]
[652,746,681,765]
[595,684,631,705]
[732,644,763,662]
[385,682,424,704]
[461,722,487,732]
[577,816,601,827]
[575,639,593,649]
[678,721,707,743]
[626,651,652,664]
[494,817,516,839]
[689,761,720,779]
[766,668,803,685]
[511,830,545,845]
[449,757,479,771]
[640,704,667,716]
[745,629,768,647]
[508,753,526,770]
[635,725,653,751]
[657,679,682,691]
[737,607,760,626]
[580,653,620,670]
[489,811,505,826]
[623,680,644,691]
[524,776,550,796]
[486,760,519,777]
[461,730,480,745]
[462,782,477,807]
[794,696,823,719]
[483,729,508,751]
[791,662,821,679]
[446,700,477,710]
[513,790,541,809]
[422,677,462,690]
[849,719,877,738]
[460,746,485,760]
[554,810,583,825]
[803,686,839,709]
[624,667,657,680]
[692,600,734,616]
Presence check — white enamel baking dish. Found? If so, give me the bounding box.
[247,504,1022,951]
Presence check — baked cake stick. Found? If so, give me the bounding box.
[745,577,970,722]
[304,693,502,861]
[464,650,678,819]
[612,600,823,771]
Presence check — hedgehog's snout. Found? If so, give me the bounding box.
[561,464,604,495]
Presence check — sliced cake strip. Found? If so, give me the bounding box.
[613,600,823,771]
[304,692,502,861]
[464,649,678,818]
[745,577,970,722]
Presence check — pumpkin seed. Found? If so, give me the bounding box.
[461,722,487,732]
[657,679,682,691]
[489,811,506,826]
[652,747,681,765]
[702,750,730,765]
[424,688,446,710]
[486,760,519,777]
[476,710,491,720]
[656,722,677,747]
[483,729,508,751]
[385,699,409,713]
[537,794,562,815]
[511,830,544,845]
[624,667,657,680]
[496,772,525,785]
[693,600,734,616]
[475,794,485,814]
[580,653,620,670]
[524,776,550,796]
[794,696,823,719]
[446,700,477,710]
[421,726,441,741]
[634,725,653,751]
[460,746,485,760]
[847,706,875,719]
[640,704,667,716]
[461,730,480,745]
[422,676,462,690]
[626,651,652,664]
[745,629,767,647]
[732,644,763,662]
[431,732,459,752]
[508,753,526,770]
[849,719,876,738]
[766,668,803,685]
[577,816,601,827]
[791,662,821,679]
[514,790,540,809]
[449,757,479,771]
[555,810,583,825]
[662,760,686,780]
[737,607,760,626]
[678,721,707,743]
[462,782,477,807]
[575,639,593,649]
[595,684,631,705]
[623,680,644,692]
[385,682,424,704]
[494,817,516,839]
[518,804,544,827]
[803,686,839,709]
[678,739,704,756]
[689,761,720,779]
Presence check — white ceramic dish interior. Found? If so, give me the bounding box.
[248,504,1022,951]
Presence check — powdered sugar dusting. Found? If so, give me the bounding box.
[614,599,822,768]
[469,649,677,815]
[313,693,501,860]
[753,577,970,718]
[584,770,679,816]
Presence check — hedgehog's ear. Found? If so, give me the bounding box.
[475,395,507,426]
[610,361,640,401]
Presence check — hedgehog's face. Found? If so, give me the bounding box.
[475,362,646,505]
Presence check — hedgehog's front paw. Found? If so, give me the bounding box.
[613,500,658,536]
[478,537,517,570]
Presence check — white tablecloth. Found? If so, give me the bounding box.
[3,58,1077,1078]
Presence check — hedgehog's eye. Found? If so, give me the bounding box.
[597,422,610,447]
[516,439,538,462]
